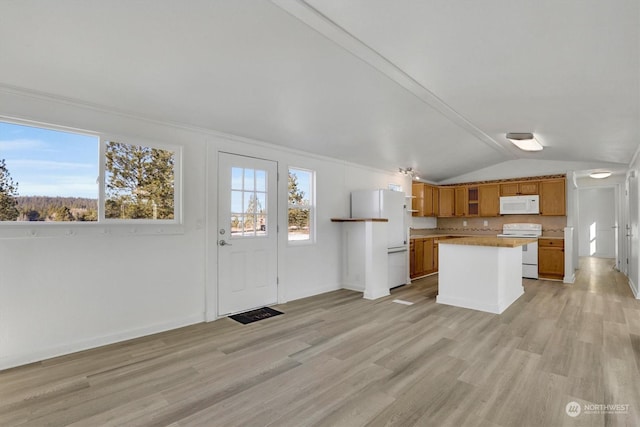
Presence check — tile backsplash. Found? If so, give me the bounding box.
[413,215,567,237]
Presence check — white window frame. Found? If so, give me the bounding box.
[0,116,182,229]
[99,135,182,225]
[287,166,315,245]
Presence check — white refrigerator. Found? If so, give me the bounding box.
[351,189,408,289]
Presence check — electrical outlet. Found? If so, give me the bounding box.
[484,220,489,227]
[463,220,468,227]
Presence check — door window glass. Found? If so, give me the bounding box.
[230,167,267,237]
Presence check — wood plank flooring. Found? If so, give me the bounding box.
[2,257,640,426]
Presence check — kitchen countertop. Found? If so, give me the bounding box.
[410,233,564,240]
[410,233,478,239]
[439,236,538,248]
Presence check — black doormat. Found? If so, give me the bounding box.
[229,307,284,325]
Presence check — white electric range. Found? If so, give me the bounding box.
[497,223,542,279]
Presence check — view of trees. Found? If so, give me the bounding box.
[105,141,175,220]
[288,170,310,235]
[0,141,176,222]
[231,193,265,235]
[0,159,20,221]
[16,196,98,221]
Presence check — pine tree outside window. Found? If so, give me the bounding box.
[103,140,179,221]
[0,118,181,225]
[288,167,314,243]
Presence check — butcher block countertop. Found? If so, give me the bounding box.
[439,236,538,248]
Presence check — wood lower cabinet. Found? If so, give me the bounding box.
[410,237,435,278]
[540,179,566,216]
[409,239,415,277]
[538,238,564,280]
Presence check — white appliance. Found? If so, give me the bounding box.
[497,223,542,279]
[500,195,540,215]
[351,189,407,289]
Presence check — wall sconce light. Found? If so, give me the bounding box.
[589,171,612,179]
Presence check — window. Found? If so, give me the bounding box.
[0,119,180,224]
[288,167,314,242]
[104,140,177,221]
[0,120,99,222]
[230,167,267,237]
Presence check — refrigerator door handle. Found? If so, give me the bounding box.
[388,247,408,254]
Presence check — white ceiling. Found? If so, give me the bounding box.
[0,0,638,182]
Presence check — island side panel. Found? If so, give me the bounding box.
[437,243,523,314]
[496,247,525,313]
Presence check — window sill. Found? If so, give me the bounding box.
[0,222,185,238]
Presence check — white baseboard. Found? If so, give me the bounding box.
[0,313,204,371]
[629,278,639,299]
[437,289,524,315]
[286,284,341,302]
[563,272,576,284]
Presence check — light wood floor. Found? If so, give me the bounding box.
[2,257,640,427]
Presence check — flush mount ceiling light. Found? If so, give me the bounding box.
[506,132,543,152]
[589,171,612,179]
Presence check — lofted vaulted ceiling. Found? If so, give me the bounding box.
[0,0,638,182]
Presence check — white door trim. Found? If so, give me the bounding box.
[216,151,279,316]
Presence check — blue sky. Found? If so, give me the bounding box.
[0,121,99,198]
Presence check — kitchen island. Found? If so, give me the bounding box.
[436,236,536,314]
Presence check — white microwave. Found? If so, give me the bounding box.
[499,195,540,215]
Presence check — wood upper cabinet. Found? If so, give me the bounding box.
[434,176,565,218]
[454,186,467,216]
[478,184,500,216]
[412,183,438,217]
[500,181,539,196]
[519,181,539,195]
[411,183,425,216]
[467,186,479,216]
[438,187,455,217]
[540,179,566,216]
[500,182,519,196]
[538,238,564,280]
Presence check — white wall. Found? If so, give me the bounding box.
[625,166,640,297]
[577,187,616,257]
[0,89,407,369]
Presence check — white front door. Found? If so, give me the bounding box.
[218,152,278,316]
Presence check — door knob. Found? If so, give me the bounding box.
[219,240,232,246]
